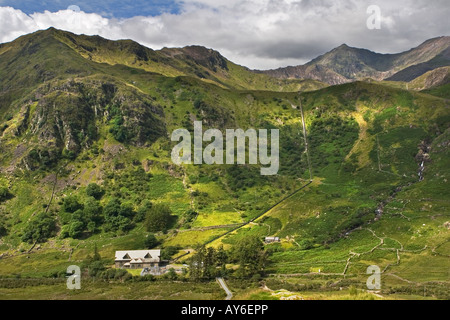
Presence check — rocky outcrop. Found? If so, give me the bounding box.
[3,77,166,172]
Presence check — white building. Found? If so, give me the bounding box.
[115,250,161,269]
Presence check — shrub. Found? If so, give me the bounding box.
[144,234,159,249]
[86,183,104,200]
[68,220,85,239]
[0,222,7,237]
[62,196,83,213]
[0,187,12,202]
[88,260,106,277]
[164,268,178,280]
[136,201,152,222]
[144,204,173,233]
[161,246,180,260]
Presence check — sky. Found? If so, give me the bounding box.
[0,0,448,70]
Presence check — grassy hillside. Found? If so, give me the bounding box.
[49,28,327,92]
[0,29,448,300]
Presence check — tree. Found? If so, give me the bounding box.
[22,213,57,243]
[86,183,104,200]
[144,234,158,249]
[117,216,133,232]
[68,220,84,239]
[216,246,228,266]
[189,246,206,281]
[144,204,172,232]
[136,201,152,222]
[184,209,197,223]
[188,246,228,281]
[110,115,129,143]
[0,187,8,200]
[62,195,83,213]
[119,203,134,218]
[84,197,103,227]
[71,209,84,223]
[93,243,101,261]
[203,247,217,279]
[165,268,178,280]
[88,260,105,278]
[0,222,7,237]
[103,198,121,219]
[216,245,228,276]
[0,186,12,202]
[231,235,267,278]
[161,246,180,260]
[103,198,134,233]
[87,221,96,233]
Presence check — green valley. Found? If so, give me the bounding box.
[0,28,448,300]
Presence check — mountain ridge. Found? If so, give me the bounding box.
[259,36,450,84]
[2,28,448,87]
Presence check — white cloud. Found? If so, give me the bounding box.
[0,7,37,43]
[0,0,448,70]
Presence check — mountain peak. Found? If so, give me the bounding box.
[331,44,354,53]
[160,45,229,72]
[262,36,450,84]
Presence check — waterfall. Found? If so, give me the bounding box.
[418,161,424,181]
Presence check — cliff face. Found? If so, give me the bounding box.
[2,76,166,171]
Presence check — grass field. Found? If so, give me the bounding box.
[0,279,224,300]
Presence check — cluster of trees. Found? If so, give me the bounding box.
[144,233,159,249]
[106,99,165,146]
[102,198,136,233]
[183,208,197,225]
[22,212,57,244]
[226,165,266,192]
[161,246,181,260]
[229,236,268,279]
[59,183,136,238]
[82,246,131,282]
[103,167,152,201]
[279,125,306,178]
[189,246,228,281]
[143,203,174,233]
[59,183,175,239]
[59,185,104,238]
[87,260,132,281]
[110,114,129,143]
[189,236,267,281]
[27,148,59,169]
[107,103,129,143]
[309,116,359,169]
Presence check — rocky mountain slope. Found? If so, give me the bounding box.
[0,28,448,298]
[260,36,450,85]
